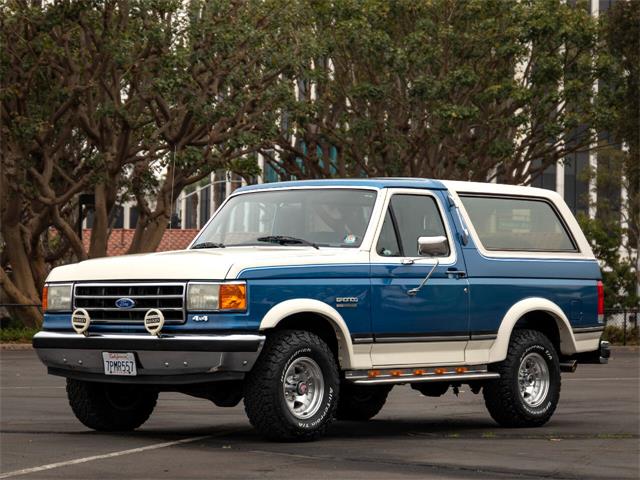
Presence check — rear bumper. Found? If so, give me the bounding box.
[33,331,265,385]
[574,340,611,365]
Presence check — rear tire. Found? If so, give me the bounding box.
[66,379,157,431]
[483,329,561,427]
[336,384,391,421]
[244,330,339,441]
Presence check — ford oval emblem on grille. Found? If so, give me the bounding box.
[115,297,136,309]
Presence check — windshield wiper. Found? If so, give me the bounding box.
[191,242,225,249]
[257,235,319,250]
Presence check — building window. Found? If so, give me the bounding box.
[199,185,211,229]
[599,0,618,13]
[214,170,227,210]
[563,151,589,216]
[111,206,124,229]
[129,206,139,229]
[530,160,557,191]
[185,194,198,229]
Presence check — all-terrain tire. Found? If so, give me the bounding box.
[244,330,339,441]
[336,384,392,421]
[66,379,158,431]
[483,329,561,428]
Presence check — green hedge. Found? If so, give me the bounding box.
[602,325,639,346]
[0,327,39,343]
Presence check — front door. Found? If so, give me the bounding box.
[370,189,469,366]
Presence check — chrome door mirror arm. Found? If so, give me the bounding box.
[407,258,440,297]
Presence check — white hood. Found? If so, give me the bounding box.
[46,247,368,282]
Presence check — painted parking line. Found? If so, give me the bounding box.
[0,435,211,479]
[563,377,638,381]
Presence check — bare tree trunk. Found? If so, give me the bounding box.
[0,220,43,327]
[128,174,179,254]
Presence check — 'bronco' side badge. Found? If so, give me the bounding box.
[336,297,358,308]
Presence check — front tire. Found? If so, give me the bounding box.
[244,330,339,441]
[483,329,561,427]
[336,384,392,421]
[66,379,158,431]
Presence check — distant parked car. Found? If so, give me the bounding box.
[33,178,609,440]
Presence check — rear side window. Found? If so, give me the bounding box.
[459,195,577,252]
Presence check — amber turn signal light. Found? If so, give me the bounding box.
[42,285,48,311]
[219,283,247,310]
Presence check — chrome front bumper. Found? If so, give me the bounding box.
[33,331,265,384]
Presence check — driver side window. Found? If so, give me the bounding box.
[376,194,449,257]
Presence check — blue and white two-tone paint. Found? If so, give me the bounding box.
[39,178,604,370]
[34,177,608,440]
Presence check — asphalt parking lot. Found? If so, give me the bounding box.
[1,347,638,480]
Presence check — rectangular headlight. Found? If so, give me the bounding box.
[45,283,73,311]
[187,283,220,310]
[187,282,246,311]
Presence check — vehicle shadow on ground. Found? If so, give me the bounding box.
[45,418,514,442]
[5,413,635,441]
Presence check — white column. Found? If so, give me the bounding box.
[588,0,599,218]
[123,203,131,229]
[180,193,187,229]
[209,172,215,215]
[225,170,232,199]
[620,142,629,258]
[195,189,201,229]
[257,153,265,184]
[556,161,565,198]
[488,166,498,183]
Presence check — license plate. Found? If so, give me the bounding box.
[102,352,137,376]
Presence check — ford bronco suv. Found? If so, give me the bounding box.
[33,179,609,440]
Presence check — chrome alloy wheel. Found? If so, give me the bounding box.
[518,352,550,408]
[283,357,325,419]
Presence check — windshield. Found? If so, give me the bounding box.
[194,189,378,248]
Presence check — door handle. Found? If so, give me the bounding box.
[447,269,466,278]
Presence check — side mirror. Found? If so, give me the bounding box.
[417,236,449,257]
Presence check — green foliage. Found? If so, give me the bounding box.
[0,327,39,343]
[602,325,639,346]
[578,147,638,310]
[580,214,638,309]
[270,0,608,183]
[599,1,640,250]
[0,315,39,343]
[1,0,635,326]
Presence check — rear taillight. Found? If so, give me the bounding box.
[597,280,604,323]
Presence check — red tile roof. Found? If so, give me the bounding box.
[82,229,199,257]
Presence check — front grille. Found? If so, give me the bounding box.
[73,283,186,324]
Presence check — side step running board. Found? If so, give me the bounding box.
[345,365,500,385]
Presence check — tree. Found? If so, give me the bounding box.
[579,147,638,309]
[579,0,640,307]
[127,0,301,253]
[600,0,639,260]
[1,2,96,327]
[266,0,610,184]
[0,0,306,326]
